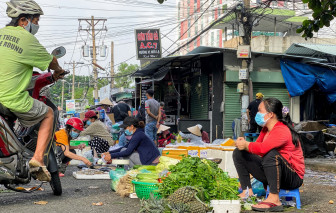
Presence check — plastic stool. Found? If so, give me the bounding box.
[266,186,301,209]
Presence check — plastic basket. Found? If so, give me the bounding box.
[132,180,161,200]
[70,140,89,146]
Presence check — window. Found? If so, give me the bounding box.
[195,24,198,35]
[217,31,220,46]
[211,32,214,46]
[200,36,203,46]
[188,19,191,37]
[194,40,197,48]
[178,2,180,20]
[201,16,204,30]
[194,0,197,12]
[218,7,221,16]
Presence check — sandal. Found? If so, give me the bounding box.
[252,201,284,212]
[29,160,51,182]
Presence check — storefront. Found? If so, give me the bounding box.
[134,49,224,141]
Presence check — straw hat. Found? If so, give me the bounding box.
[187,125,202,137]
[157,124,171,134]
[99,98,114,106]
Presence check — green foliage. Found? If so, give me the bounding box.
[49,75,108,109]
[114,62,139,89]
[158,157,239,203]
[297,0,336,38]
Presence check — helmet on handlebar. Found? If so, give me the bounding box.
[66,117,84,131]
[6,0,43,18]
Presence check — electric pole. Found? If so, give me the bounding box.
[72,61,75,99]
[61,80,65,111]
[78,16,107,105]
[64,61,84,100]
[239,0,253,134]
[110,41,114,89]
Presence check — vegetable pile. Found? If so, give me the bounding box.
[158,157,239,203]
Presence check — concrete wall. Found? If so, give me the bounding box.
[224,36,336,53]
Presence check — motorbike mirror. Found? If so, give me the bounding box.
[51,46,66,59]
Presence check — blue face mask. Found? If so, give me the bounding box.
[70,130,79,139]
[86,121,91,126]
[255,112,270,127]
[125,129,134,136]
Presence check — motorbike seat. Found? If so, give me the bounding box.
[0,102,16,120]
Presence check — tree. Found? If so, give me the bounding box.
[297,0,336,38]
[114,63,139,89]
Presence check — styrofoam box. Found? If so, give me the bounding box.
[210,200,241,213]
[202,149,238,178]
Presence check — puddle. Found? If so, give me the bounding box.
[304,169,336,186]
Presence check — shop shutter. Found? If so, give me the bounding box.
[224,83,241,137]
[190,75,209,119]
[252,83,290,107]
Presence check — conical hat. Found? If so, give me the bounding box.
[99,98,114,106]
[187,125,202,137]
[157,124,171,133]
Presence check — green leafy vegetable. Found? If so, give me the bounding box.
[158,157,239,203]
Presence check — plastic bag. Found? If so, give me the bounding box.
[109,169,127,191]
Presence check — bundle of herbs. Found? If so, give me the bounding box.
[158,157,239,203]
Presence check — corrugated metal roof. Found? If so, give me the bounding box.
[133,45,331,79]
[132,49,220,77]
[286,43,336,57]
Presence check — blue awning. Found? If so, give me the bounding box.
[280,59,336,102]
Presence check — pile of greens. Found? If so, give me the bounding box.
[158,157,239,203]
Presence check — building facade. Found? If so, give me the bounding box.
[177,0,310,55]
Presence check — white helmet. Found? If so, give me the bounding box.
[6,0,43,18]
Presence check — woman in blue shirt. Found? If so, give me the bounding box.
[103,117,160,167]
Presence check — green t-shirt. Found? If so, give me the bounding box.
[0,26,53,113]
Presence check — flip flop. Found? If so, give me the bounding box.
[29,160,51,182]
[252,201,284,212]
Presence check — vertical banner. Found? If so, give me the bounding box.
[66,100,76,113]
[135,29,162,59]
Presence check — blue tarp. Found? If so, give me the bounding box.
[280,59,336,103]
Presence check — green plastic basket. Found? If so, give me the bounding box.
[132,180,161,200]
[70,140,89,146]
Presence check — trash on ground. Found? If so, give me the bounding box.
[34,201,48,205]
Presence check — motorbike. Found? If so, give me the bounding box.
[0,46,69,196]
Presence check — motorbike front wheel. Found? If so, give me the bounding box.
[49,171,62,196]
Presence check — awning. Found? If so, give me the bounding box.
[280,59,336,102]
[133,49,220,78]
[285,43,336,58]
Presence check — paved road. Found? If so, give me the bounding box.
[1,166,336,213]
[0,166,140,213]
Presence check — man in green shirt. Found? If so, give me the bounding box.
[0,0,65,181]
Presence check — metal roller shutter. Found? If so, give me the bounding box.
[190,75,209,119]
[224,83,241,137]
[253,83,290,107]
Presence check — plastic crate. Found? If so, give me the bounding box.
[244,133,259,142]
[70,140,89,146]
[132,180,161,200]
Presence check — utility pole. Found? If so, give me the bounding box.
[110,41,114,89]
[72,61,75,99]
[78,16,107,105]
[238,0,253,134]
[61,80,65,111]
[64,61,84,100]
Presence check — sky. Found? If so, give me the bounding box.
[0,0,179,77]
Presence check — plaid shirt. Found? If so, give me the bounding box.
[157,132,175,147]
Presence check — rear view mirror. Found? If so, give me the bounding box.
[51,46,66,59]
